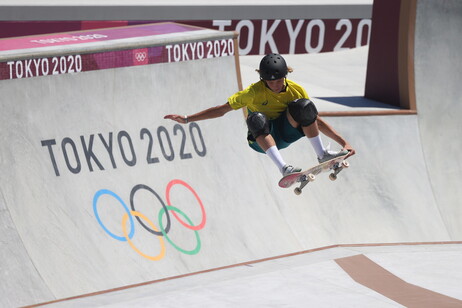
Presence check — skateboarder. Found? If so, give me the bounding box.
[164,53,355,176]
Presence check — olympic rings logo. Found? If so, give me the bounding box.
[135,52,147,62]
[93,179,206,261]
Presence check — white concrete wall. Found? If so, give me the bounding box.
[1,3,461,303]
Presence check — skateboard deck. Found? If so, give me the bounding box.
[278,153,350,195]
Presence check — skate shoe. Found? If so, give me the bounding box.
[318,148,349,164]
[282,164,302,176]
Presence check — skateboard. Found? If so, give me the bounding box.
[278,152,350,195]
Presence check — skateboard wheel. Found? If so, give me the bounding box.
[294,187,302,195]
[329,173,337,181]
[342,160,349,168]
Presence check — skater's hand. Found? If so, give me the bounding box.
[164,114,188,124]
[343,143,356,158]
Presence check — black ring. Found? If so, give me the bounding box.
[130,184,170,236]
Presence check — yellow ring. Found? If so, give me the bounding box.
[122,211,166,261]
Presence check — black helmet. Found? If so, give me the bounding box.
[259,53,288,80]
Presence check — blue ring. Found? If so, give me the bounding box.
[93,189,135,241]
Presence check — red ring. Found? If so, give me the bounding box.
[165,179,206,231]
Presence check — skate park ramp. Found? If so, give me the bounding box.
[1,2,462,307]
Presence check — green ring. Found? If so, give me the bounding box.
[158,205,201,255]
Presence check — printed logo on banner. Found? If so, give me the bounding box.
[0,39,235,81]
[133,48,149,65]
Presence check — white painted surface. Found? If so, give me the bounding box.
[44,245,462,307]
[414,0,462,239]
[1,0,461,306]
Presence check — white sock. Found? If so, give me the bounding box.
[309,135,326,158]
[265,146,286,173]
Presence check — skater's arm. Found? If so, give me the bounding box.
[317,116,356,156]
[164,103,233,124]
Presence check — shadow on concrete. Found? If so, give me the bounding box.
[315,96,401,110]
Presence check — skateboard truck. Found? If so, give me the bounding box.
[294,173,315,195]
[328,160,350,181]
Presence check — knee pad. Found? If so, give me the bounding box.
[288,98,318,126]
[246,112,270,138]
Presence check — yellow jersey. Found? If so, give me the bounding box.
[228,79,309,120]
